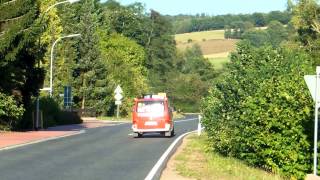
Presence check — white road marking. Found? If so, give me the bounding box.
[174,118,198,123]
[144,130,197,180]
[110,122,129,126]
[0,130,86,151]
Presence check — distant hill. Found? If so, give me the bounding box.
[175,30,239,70]
[168,10,291,34]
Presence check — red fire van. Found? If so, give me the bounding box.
[132,93,174,137]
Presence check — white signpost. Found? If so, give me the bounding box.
[114,85,123,118]
[304,66,320,175]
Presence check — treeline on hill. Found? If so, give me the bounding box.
[202,0,320,179]
[170,10,291,34]
[0,0,215,130]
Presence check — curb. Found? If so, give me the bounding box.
[145,130,197,180]
[0,130,85,151]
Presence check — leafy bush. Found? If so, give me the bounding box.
[40,97,61,128]
[56,111,82,125]
[0,92,24,131]
[39,97,82,128]
[202,42,313,179]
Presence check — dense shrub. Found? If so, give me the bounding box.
[40,97,61,128]
[56,111,82,125]
[39,97,82,128]
[202,42,314,179]
[0,92,24,131]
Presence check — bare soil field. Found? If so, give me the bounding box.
[176,39,238,55]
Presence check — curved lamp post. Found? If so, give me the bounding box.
[49,34,81,97]
[35,0,80,130]
[44,0,80,15]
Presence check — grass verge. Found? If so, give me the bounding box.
[208,57,230,70]
[174,134,283,180]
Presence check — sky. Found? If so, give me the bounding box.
[101,0,288,16]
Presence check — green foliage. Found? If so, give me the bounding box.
[38,97,82,128]
[242,30,271,47]
[242,21,289,48]
[171,11,291,34]
[291,0,320,65]
[165,45,216,112]
[0,0,46,129]
[98,32,149,115]
[224,21,255,39]
[0,92,25,131]
[202,42,313,179]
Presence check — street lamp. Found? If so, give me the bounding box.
[49,34,81,97]
[35,0,80,130]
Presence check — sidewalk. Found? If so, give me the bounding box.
[0,118,123,150]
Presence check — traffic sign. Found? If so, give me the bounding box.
[114,93,123,101]
[114,85,123,94]
[114,85,123,118]
[305,66,320,175]
[305,75,320,103]
[115,100,122,105]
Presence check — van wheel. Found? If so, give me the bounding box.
[137,133,143,138]
[170,127,175,137]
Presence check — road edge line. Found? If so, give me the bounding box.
[144,130,197,180]
[0,129,85,151]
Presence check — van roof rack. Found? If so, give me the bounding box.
[142,93,166,99]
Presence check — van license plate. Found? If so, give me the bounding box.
[145,121,158,126]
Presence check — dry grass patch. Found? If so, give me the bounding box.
[204,52,230,59]
[177,39,238,55]
[175,30,225,44]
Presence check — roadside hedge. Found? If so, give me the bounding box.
[39,97,82,128]
[202,41,314,179]
[0,92,24,131]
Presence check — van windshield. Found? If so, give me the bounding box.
[137,101,164,117]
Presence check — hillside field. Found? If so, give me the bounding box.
[175,30,238,70]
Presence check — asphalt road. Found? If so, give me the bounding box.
[0,115,198,180]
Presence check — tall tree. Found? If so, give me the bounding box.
[98,32,149,115]
[292,0,320,65]
[0,0,44,111]
[146,10,177,92]
[38,0,63,91]
[72,0,104,111]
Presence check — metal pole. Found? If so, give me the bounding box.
[314,67,320,175]
[198,115,202,136]
[50,34,81,97]
[36,98,40,130]
[49,39,57,97]
[35,0,80,129]
[117,105,120,118]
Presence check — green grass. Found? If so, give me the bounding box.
[174,134,283,180]
[175,30,225,43]
[208,57,230,70]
